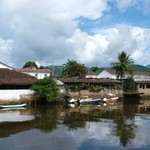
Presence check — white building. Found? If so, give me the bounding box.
[0,67,36,103]
[86,72,99,78]
[18,67,51,79]
[97,70,117,79]
[97,69,150,81]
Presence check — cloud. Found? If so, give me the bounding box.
[0,0,150,68]
[0,0,109,67]
[116,0,150,14]
[91,24,150,66]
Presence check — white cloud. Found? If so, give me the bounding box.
[116,0,150,14]
[0,0,150,68]
[0,0,109,67]
[116,0,136,10]
[92,24,150,66]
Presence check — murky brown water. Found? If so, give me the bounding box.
[0,99,150,150]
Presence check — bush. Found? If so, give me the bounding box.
[89,85,103,92]
[30,77,59,102]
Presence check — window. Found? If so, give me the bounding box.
[140,84,145,89]
[35,74,38,77]
[146,85,150,89]
[45,74,47,77]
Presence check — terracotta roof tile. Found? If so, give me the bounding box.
[17,67,51,73]
[59,77,120,83]
[0,68,37,85]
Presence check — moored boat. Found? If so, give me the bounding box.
[90,98,101,105]
[79,96,92,105]
[79,96,101,105]
[102,93,119,103]
[0,103,27,109]
[69,98,78,103]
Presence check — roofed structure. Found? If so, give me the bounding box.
[97,69,150,80]
[59,77,120,84]
[17,67,51,79]
[0,68,37,87]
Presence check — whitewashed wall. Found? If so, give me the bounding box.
[23,72,50,79]
[0,90,34,101]
[86,75,98,78]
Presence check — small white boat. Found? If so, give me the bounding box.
[107,93,119,100]
[79,96,92,104]
[0,103,27,109]
[69,98,78,103]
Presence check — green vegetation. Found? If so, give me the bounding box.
[90,66,99,72]
[123,77,136,94]
[132,64,150,72]
[23,61,38,68]
[111,51,134,79]
[62,59,87,77]
[30,77,59,102]
[89,85,103,92]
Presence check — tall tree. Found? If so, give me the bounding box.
[111,51,134,79]
[62,59,87,77]
[23,61,38,68]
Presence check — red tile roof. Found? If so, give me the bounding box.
[17,67,51,73]
[59,77,120,84]
[0,68,37,85]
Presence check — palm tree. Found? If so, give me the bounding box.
[111,51,134,93]
[62,59,87,77]
[111,51,134,79]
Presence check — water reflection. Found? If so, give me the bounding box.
[0,99,150,150]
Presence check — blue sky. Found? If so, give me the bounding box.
[78,1,150,34]
[0,0,150,67]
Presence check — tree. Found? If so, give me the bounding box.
[111,51,134,79]
[123,77,136,94]
[30,77,59,102]
[62,59,87,77]
[23,61,38,68]
[90,66,99,72]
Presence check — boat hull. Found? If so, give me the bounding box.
[0,103,27,108]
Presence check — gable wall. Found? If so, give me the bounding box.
[97,70,116,79]
[23,72,50,79]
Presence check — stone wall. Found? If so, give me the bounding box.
[69,89,122,98]
[138,88,150,96]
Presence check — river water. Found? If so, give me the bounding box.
[0,99,150,150]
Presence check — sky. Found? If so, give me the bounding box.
[0,0,150,68]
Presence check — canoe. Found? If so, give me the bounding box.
[0,103,27,108]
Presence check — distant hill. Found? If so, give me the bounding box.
[40,65,63,76]
[132,64,150,72]
[146,64,150,69]
[40,64,150,76]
